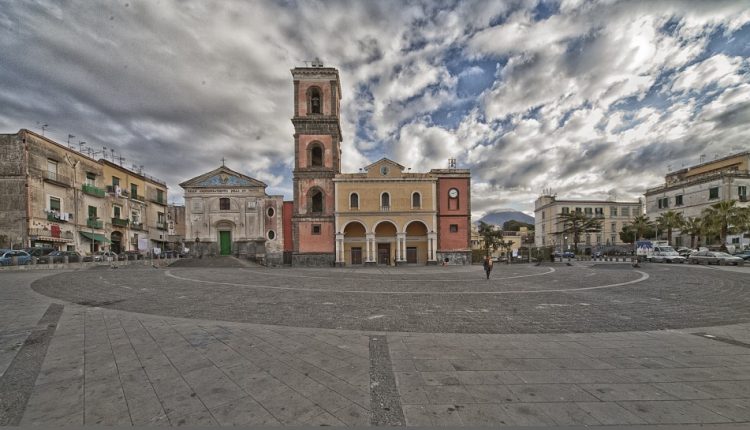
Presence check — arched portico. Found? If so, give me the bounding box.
[374,221,398,265]
[340,221,367,265]
[404,221,429,264]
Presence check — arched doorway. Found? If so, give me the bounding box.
[374,221,397,265]
[110,231,122,254]
[343,221,366,265]
[405,221,428,264]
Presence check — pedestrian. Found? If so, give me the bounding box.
[483,255,493,280]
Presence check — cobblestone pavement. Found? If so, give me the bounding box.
[1,263,749,427]
[30,261,750,333]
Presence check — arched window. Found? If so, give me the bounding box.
[412,192,421,208]
[310,145,323,167]
[219,198,230,210]
[381,192,390,209]
[350,193,359,209]
[311,190,323,213]
[310,87,321,114]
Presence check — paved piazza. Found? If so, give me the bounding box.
[1,260,750,427]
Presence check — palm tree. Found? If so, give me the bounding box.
[701,200,744,250]
[656,210,685,245]
[498,238,515,263]
[629,214,653,241]
[681,216,703,249]
[477,221,503,257]
[558,211,602,254]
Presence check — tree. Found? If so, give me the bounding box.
[656,210,685,245]
[477,221,503,257]
[681,216,703,249]
[558,211,602,253]
[629,215,653,241]
[701,200,744,250]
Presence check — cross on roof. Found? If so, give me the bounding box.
[221,157,225,166]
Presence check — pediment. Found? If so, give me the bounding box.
[364,158,406,178]
[179,165,267,189]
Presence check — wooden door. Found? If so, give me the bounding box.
[351,247,362,265]
[219,231,231,255]
[378,243,390,265]
[406,247,417,264]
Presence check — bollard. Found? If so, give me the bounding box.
[63,255,69,265]
[31,256,37,266]
[11,256,18,266]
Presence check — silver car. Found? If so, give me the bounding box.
[688,251,745,266]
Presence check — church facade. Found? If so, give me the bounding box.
[286,64,471,266]
[180,165,284,265]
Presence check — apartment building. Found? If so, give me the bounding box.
[0,129,169,254]
[644,151,750,248]
[534,194,642,251]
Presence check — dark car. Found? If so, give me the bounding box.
[0,249,31,266]
[554,251,575,259]
[732,250,750,261]
[23,247,55,258]
[41,250,82,263]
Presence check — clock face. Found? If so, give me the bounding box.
[380,165,389,176]
[448,188,459,198]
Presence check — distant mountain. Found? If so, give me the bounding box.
[477,209,534,227]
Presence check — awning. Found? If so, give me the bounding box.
[80,231,111,243]
[32,236,73,243]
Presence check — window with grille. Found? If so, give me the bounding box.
[219,198,230,210]
[709,187,719,199]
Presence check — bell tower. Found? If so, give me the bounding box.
[290,62,342,265]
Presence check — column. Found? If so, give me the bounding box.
[335,233,344,264]
[402,234,407,261]
[366,233,374,262]
[396,233,405,261]
[428,232,437,262]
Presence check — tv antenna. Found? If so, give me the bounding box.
[67,134,75,148]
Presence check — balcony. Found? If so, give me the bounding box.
[82,183,106,198]
[111,217,129,227]
[149,194,167,205]
[86,218,103,229]
[380,206,390,212]
[130,222,143,231]
[130,192,144,202]
[46,212,69,223]
[740,195,748,202]
[156,222,167,230]
[41,170,72,187]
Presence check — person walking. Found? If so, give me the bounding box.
[483,255,494,280]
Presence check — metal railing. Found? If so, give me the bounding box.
[111,217,129,227]
[156,222,167,230]
[87,218,103,229]
[82,183,106,197]
[41,170,72,187]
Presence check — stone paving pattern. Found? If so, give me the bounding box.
[1,260,750,426]
[31,262,750,333]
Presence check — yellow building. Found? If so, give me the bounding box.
[334,158,438,265]
[99,161,168,253]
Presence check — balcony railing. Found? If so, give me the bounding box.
[87,218,103,229]
[47,212,68,223]
[149,194,167,205]
[740,195,748,202]
[156,222,167,230]
[82,183,106,197]
[41,170,72,187]
[130,222,143,231]
[380,206,390,212]
[111,217,129,227]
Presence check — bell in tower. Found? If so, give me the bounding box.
[290,62,342,266]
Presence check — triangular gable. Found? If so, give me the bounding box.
[179,165,267,189]
[363,157,406,172]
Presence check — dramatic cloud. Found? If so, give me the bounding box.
[1,0,748,218]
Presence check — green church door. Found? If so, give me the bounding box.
[219,231,231,255]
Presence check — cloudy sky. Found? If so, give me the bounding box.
[1,0,749,218]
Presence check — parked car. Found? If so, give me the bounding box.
[688,251,745,266]
[648,245,686,264]
[0,249,31,266]
[732,250,750,261]
[41,250,82,263]
[553,251,575,259]
[93,251,118,262]
[23,247,55,258]
[676,247,694,258]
